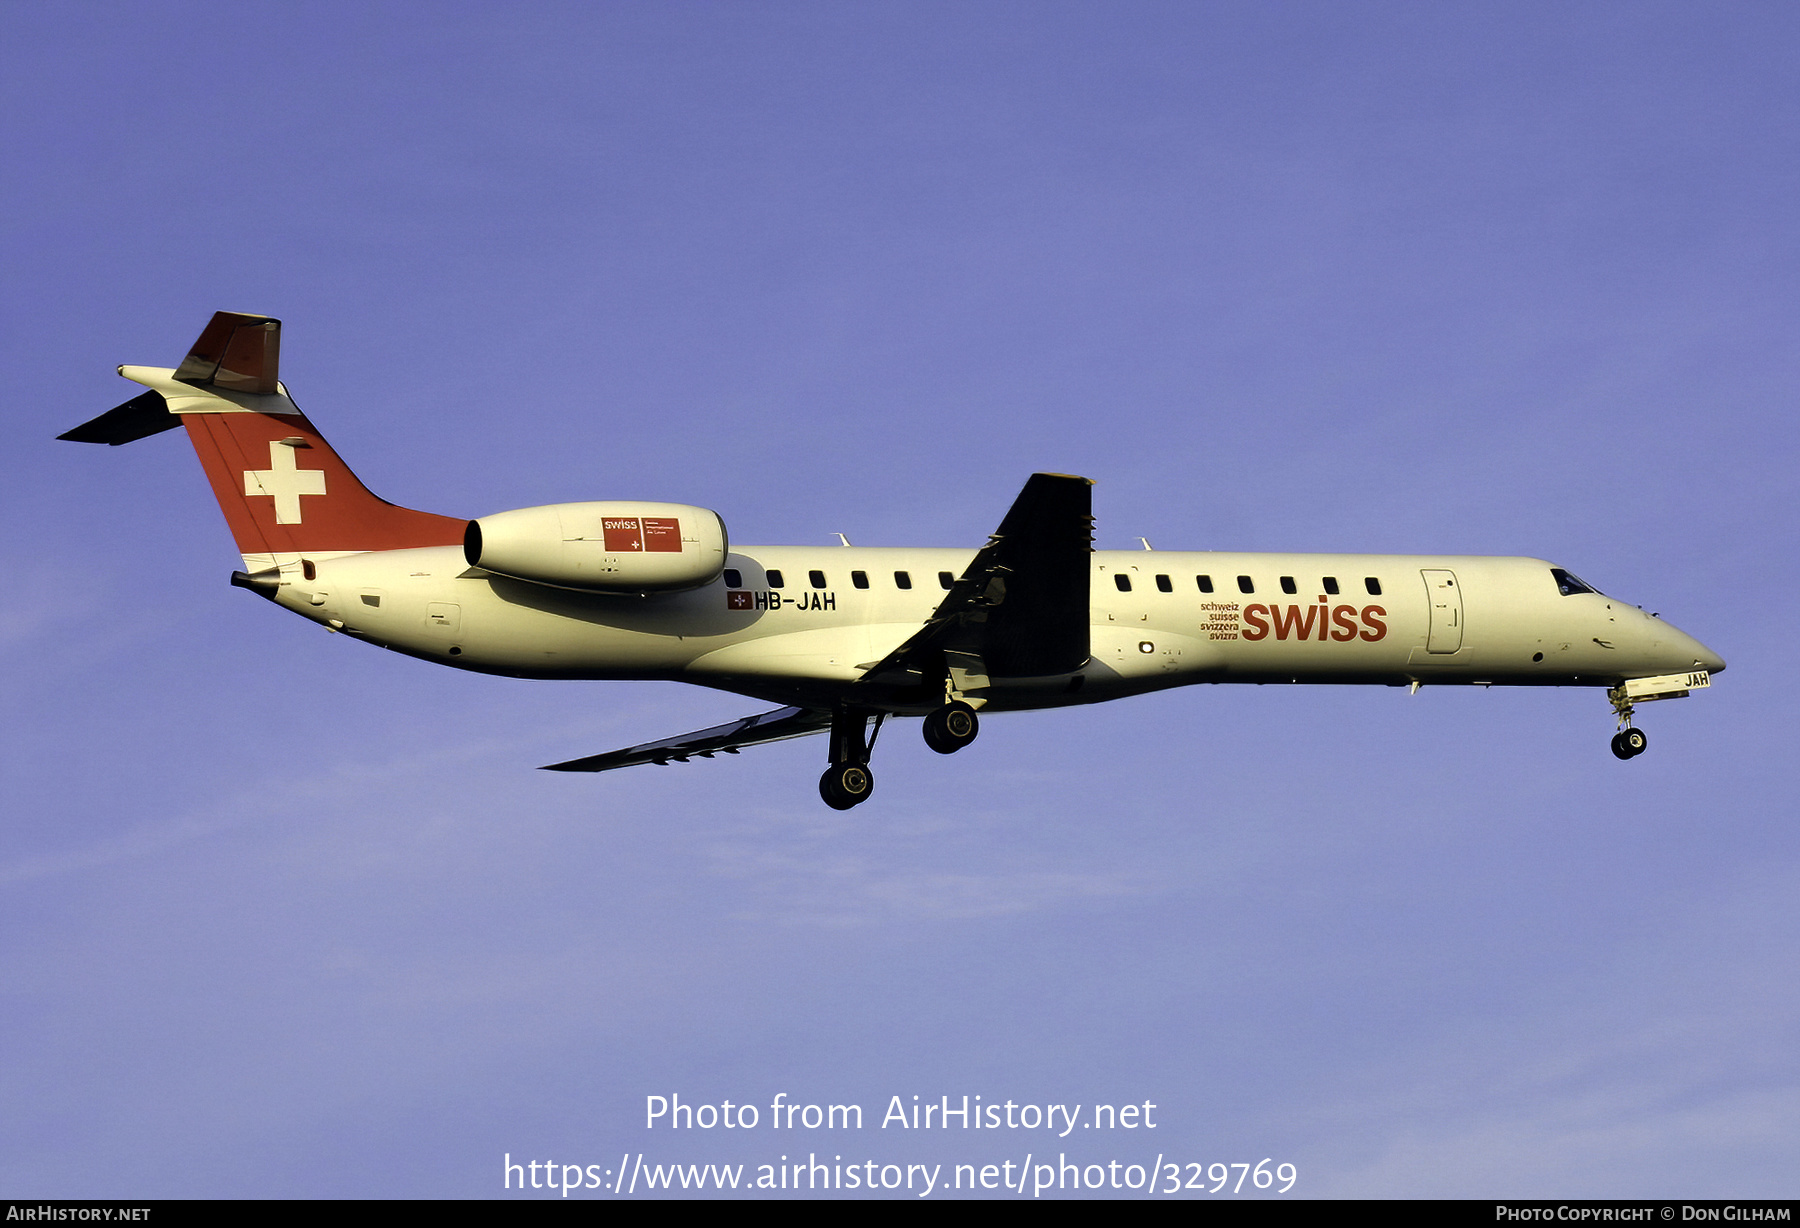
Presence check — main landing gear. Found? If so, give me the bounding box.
[819,708,884,810]
[817,700,983,809]
[922,700,979,755]
[820,761,874,809]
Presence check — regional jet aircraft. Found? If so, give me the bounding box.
[62,313,1726,808]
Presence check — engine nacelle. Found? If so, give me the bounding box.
[465,501,728,594]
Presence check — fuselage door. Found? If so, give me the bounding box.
[1421,569,1463,654]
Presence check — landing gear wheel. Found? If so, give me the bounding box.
[1611,731,1632,760]
[1621,727,1648,758]
[923,701,979,755]
[819,762,874,810]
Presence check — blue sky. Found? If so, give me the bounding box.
[3,1,1795,1198]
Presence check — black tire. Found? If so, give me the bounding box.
[1622,727,1648,758]
[923,701,979,755]
[1611,731,1633,760]
[819,763,874,809]
[922,718,953,754]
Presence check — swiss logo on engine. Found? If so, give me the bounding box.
[603,517,683,553]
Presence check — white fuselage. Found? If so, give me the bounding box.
[277,546,1724,713]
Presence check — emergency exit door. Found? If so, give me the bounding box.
[1421,569,1462,654]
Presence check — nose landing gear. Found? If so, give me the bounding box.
[1604,670,1711,760]
[1608,687,1648,760]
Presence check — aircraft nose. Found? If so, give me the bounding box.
[1676,626,1726,675]
[1650,614,1725,675]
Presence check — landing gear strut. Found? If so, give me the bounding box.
[1608,689,1648,760]
[923,701,979,755]
[819,708,883,810]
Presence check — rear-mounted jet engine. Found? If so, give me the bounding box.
[465,501,728,594]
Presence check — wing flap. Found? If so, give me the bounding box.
[541,706,832,773]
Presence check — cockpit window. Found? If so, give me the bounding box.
[1550,567,1600,597]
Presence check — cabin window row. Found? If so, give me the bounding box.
[723,567,1385,598]
[1116,573,1383,597]
[723,568,956,591]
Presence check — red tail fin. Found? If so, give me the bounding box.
[180,409,466,556]
[61,312,466,559]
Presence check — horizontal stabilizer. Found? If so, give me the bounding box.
[542,706,831,772]
[57,390,181,446]
[174,311,281,394]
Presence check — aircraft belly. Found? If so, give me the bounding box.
[273,548,704,678]
[684,626,877,683]
[1086,627,1222,686]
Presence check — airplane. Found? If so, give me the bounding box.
[61,312,1727,809]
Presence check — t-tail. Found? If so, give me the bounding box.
[59,312,466,581]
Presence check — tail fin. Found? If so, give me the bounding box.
[61,312,467,567]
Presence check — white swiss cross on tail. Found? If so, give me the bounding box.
[244,440,327,524]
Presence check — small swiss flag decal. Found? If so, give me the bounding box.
[727,590,753,610]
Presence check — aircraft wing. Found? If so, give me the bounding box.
[540,705,832,773]
[857,472,1094,692]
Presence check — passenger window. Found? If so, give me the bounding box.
[851,570,869,589]
[723,568,742,588]
[939,571,954,590]
[1280,576,1297,595]
[1196,575,1214,593]
[809,570,827,589]
[1238,575,1255,594]
[766,569,785,589]
[894,571,912,590]
[1114,574,1132,592]
[1155,574,1172,593]
[1323,577,1339,595]
[1364,577,1381,596]
[1550,568,1598,597]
